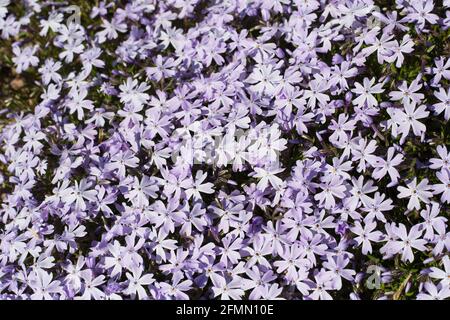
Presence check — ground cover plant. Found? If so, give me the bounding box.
[0,0,449,300]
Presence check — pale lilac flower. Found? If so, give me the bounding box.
[432,87,450,120]
[351,77,384,108]
[391,101,429,142]
[389,224,427,263]
[433,169,450,203]
[124,267,154,299]
[314,176,347,210]
[66,179,98,211]
[372,147,403,186]
[351,220,384,255]
[253,166,284,191]
[397,178,433,210]
[389,78,424,105]
[12,45,39,73]
[417,282,450,300]
[210,273,245,300]
[429,146,450,171]
[119,77,150,108]
[428,256,450,287]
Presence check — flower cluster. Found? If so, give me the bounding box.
[0,0,449,300]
